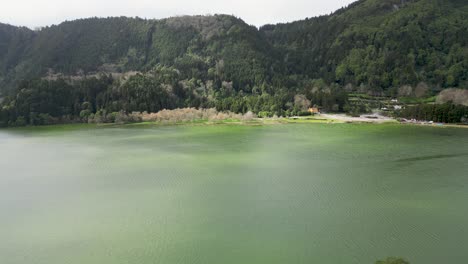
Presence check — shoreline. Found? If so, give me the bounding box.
[317,113,396,124]
[3,115,468,131]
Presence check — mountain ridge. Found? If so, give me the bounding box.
[1,0,467,92]
[0,0,467,126]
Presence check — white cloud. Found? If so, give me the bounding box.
[0,0,356,28]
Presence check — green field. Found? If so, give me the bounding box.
[1,123,467,264]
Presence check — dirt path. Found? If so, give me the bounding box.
[319,113,396,123]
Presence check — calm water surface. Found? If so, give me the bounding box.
[1,124,467,264]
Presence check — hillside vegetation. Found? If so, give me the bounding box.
[262,0,468,93]
[0,0,467,126]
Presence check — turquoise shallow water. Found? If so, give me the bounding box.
[1,124,467,264]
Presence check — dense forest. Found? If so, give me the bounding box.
[397,102,468,123]
[0,0,467,126]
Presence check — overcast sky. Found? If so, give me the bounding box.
[1,0,356,28]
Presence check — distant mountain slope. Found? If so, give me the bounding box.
[0,23,35,87]
[1,0,467,95]
[261,0,468,93]
[0,15,275,93]
[0,0,467,126]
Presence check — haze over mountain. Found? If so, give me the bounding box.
[0,0,466,126]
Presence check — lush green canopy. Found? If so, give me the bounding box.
[0,0,467,126]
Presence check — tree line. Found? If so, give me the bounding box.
[0,72,349,127]
[397,102,468,123]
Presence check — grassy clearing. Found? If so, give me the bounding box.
[4,114,466,133]
[398,96,437,104]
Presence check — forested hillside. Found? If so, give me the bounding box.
[0,15,274,92]
[0,23,36,87]
[262,0,468,94]
[0,0,467,126]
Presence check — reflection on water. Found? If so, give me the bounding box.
[395,153,468,162]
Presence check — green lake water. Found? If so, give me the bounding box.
[1,123,467,264]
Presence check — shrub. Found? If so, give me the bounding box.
[15,116,27,127]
